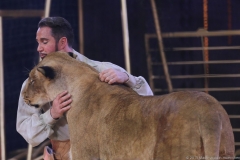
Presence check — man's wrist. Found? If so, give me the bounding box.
[50,108,59,120]
[123,73,136,88]
[42,110,58,126]
[124,72,129,83]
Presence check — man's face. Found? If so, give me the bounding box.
[36,27,57,59]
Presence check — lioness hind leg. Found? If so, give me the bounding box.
[219,115,235,159]
[200,110,234,159]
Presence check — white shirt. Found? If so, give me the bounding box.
[16,50,153,147]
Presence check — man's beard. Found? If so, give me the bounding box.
[55,42,59,51]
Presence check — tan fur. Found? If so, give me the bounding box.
[22,52,235,160]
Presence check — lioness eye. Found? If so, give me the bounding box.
[30,79,35,84]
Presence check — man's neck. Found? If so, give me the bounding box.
[59,46,73,53]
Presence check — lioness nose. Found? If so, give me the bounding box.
[23,92,29,99]
[23,98,31,105]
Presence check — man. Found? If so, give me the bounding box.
[16,17,153,159]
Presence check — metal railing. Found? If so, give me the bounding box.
[0,0,51,159]
[145,29,240,148]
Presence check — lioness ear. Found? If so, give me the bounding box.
[37,66,56,79]
[68,52,77,59]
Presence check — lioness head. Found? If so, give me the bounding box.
[22,51,77,108]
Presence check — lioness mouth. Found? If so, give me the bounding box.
[30,104,40,108]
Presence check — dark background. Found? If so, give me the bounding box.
[1,0,240,156]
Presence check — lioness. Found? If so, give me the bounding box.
[22,51,235,160]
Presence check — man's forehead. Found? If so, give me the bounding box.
[37,27,52,35]
[36,27,53,39]
[37,26,51,32]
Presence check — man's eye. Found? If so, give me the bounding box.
[43,41,48,44]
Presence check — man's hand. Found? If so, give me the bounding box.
[99,68,129,84]
[50,91,72,119]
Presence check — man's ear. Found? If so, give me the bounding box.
[67,52,77,59]
[58,37,68,50]
[37,66,56,79]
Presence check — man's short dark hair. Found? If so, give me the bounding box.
[38,17,74,47]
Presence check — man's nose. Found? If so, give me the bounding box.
[37,45,43,52]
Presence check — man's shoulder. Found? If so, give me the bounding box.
[72,50,99,68]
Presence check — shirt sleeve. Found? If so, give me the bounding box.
[94,61,154,96]
[74,50,153,96]
[16,79,58,147]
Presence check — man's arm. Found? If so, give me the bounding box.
[74,50,153,95]
[16,80,59,147]
[97,62,153,96]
